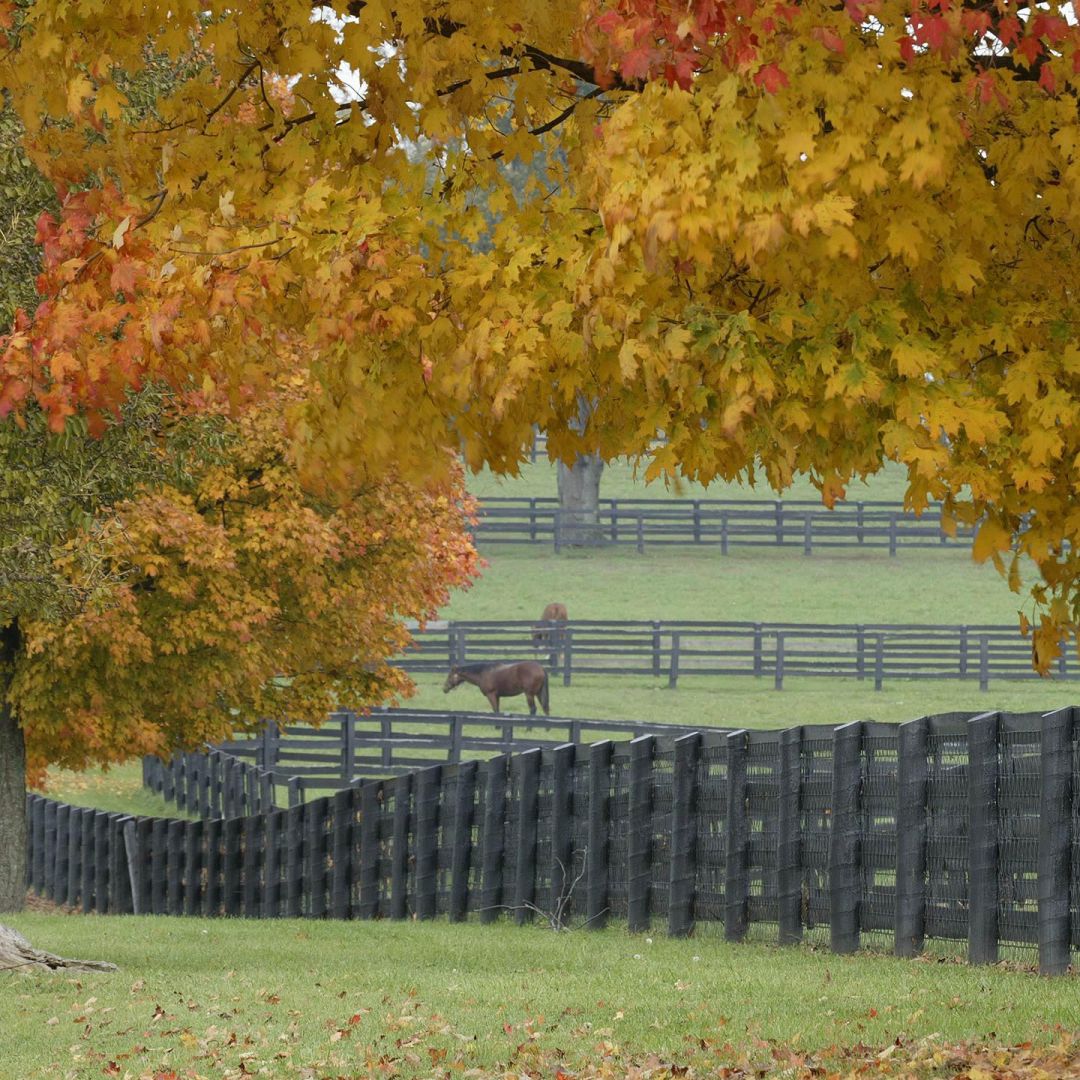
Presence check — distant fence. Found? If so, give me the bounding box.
[400,619,1068,690]
[143,709,709,813]
[25,707,1080,975]
[473,497,977,554]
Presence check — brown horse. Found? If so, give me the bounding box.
[443,661,550,715]
[531,602,568,648]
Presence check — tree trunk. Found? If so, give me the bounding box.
[0,923,117,973]
[556,453,605,548]
[0,620,26,914]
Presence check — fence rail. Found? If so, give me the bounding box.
[143,709,709,813]
[473,496,977,554]
[25,707,1080,975]
[400,619,1068,690]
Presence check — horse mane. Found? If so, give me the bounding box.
[453,662,506,675]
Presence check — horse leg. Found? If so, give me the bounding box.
[486,690,499,713]
[526,692,536,716]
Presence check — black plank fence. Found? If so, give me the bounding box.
[144,709,707,812]
[473,496,978,554]
[25,706,1080,976]
[401,619,1072,691]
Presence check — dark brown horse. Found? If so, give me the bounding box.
[531,602,568,648]
[443,661,550,715]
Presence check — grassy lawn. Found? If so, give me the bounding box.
[2,914,1075,1079]
[40,765,194,820]
[442,546,1030,625]
[416,671,1076,729]
[468,456,916,504]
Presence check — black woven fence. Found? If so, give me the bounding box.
[25,706,1080,976]
[399,619,1073,690]
[149,709,708,813]
[473,496,977,554]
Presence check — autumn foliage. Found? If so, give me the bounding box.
[11,379,480,787]
[2,0,1080,667]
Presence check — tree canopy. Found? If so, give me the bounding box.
[2,0,1080,662]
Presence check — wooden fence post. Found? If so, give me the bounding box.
[53,804,69,906]
[586,741,612,930]
[66,807,83,910]
[562,626,573,687]
[150,817,167,914]
[184,819,204,916]
[239,816,258,920]
[514,749,541,925]
[390,774,412,920]
[651,621,662,679]
[724,730,749,942]
[110,815,130,913]
[979,637,990,691]
[668,732,701,938]
[449,761,477,922]
[283,804,303,918]
[480,756,508,924]
[306,798,328,919]
[1038,707,1073,976]
[358,781,382,920]
[777,726,803,945]
[168,819,185,915]
[341,712,356,786]
[93,812,109,914]
[968,711,999,965]
[550,744,576,925]
[43,800,56,900]
[331,786,354,920]
[830,721,862,955]
[80,808,95,913]
[894,716,929,957]
[122,818,141,915]
[414,767,441,921]
[774,634,785,691]
[259,810,280,918]
[209,752,222,818]
[223,816,242,917]
[627,735,655,933]
[668,633,681,689]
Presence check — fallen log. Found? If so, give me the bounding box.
[0,923,117,973]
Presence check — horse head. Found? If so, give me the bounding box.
[443,667,462,692]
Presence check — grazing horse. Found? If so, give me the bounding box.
[531,602,568,648]
[443,661,550,715]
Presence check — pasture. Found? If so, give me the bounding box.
[3,913,1078,1079]
[20,456,1080,1080]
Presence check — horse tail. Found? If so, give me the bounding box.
[539,669,549,715]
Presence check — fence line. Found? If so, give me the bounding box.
[26,707,1080,976]
[472,496,977,554]
[144,709,709,813]
[400,619,1069,690]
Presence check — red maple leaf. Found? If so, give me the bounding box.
[753,61,789,93]
[1015,33,1044,65]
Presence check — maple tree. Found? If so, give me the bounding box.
[0,52,481,914]
[1,8,1080,656]
[0,375,479,911]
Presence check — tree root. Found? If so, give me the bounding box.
[0,923,117,973]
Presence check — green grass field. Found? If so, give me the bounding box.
[2,914,1074,1079]
[442,546,1027,624]
[468,456,916,504]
